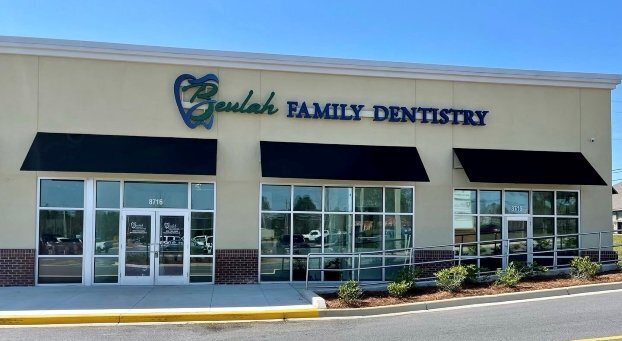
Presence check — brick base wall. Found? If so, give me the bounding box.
[0,249,35,286]
[413,249,455,278]
[215,249,258,284]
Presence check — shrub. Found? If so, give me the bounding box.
[434,265,469,292]
[570,256,601,280]
[394,267,421,287]
[463,264,481,283]
[338,280,363,304]
[387,281,411,297]
[515,261,548,278]
[495,262,524,287]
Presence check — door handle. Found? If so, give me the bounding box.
[154,251,159,258]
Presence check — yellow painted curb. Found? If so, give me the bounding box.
[574,335,622,341]
[0,308,319,326]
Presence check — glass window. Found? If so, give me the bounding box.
[557,191,578,216]
[355,215,382,252]
[454,190,476,214]
[260,213,290,255]
[385,188,413,213]
[261,257,290,281]
[96,181,120,209]
[454,216,477,243]
[293,186,322,211]
[325,187,353,212]
[324,257,352,281]
[190,212,214,256]
[479,216,502,242]
[261,185,291,211]
[557,218,578,235]
[355,187,383,212]
[40,179,84,208]
[384,215,413,250]
[190,257,213,283]
[533,217,554,237]
[480,190,501,214]
[38,257,82,284]
[95,211,119,255]
[292,257,321,281]
[38,210,84,255]
[532,191,554,215]
[292,214,322,255]
[191,183,214,210]
[324,214,352,253]
[94,257,118,284]
[123,182,188,209]
[505,191,529,214]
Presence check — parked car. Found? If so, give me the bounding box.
[191,235,213,255]
[302,229,329,242]
[95,239,113,253]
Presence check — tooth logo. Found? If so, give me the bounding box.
[174,73,219,129]
[174,73,278,130]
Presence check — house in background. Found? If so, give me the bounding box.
[614,183,622,231]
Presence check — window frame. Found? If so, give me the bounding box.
[258,183,415,282]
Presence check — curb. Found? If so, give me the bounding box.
[319,281,622,318]
[0,308,320,326]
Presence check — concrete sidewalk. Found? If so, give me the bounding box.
[0,284,321,325]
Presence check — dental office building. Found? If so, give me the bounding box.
[0,36,619,286]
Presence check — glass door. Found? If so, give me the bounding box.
[120,211,155,285]
[503,216,531,267]
[155,212,189,285]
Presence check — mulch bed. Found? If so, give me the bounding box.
[321,270,622,309]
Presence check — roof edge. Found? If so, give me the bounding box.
[0,36,620,89]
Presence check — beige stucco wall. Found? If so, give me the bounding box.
[0,54,613,251]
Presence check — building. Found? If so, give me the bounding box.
[0,36,620,286]
[613,183,622,231]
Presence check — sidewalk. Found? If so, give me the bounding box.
[0,284,321,325]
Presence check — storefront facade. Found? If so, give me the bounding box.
[0,36,619,286]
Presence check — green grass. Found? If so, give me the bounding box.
[614,234,622,260]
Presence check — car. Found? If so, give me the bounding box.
[95,239,113,253]
[302,229,329,242]
[191,235,213,254]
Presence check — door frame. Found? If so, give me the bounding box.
[502,215,532,267]
[120,210,190,285]
[154,211,190,285]
[120,210,156,285]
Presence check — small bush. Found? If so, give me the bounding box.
[338,280,363,303]
[394,267,421,286]
[435,265,469,292]
[516,261,548,278]
[495,262,524,287]
[570,256,601,280]
[387,281,411,297]
[463,264,481,283]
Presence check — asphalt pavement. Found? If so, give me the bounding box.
[2,290,622,341]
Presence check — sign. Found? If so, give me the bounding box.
[129,221,147,235]
[286,102,489,126]
[162,221,181,236]
[174,73,278,129]
[173,73,489,128]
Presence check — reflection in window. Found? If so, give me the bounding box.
[505,191,529,214]
[191,183,215,210]
[556,192,578,216]
[454,190,476,214]
[95,211,119,255]
[96,181,120,209]
[293,186,322,211]
[261,185,291,211]
[123,182,188,209]
[532,191,554,215]
[385,188,413,213]
[355,215,382,252]
[40,180,84,208]
[39,210,84,255]
[355,187,383,212]
[260,213,290,255]
[480,191,501,214]
[325,187,353,212]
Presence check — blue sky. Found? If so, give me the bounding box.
[1,0,620,182]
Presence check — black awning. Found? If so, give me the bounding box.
[260,141,429,182]
[21,132,217,175]
[614,186,619,195]
[453,148,606,185]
